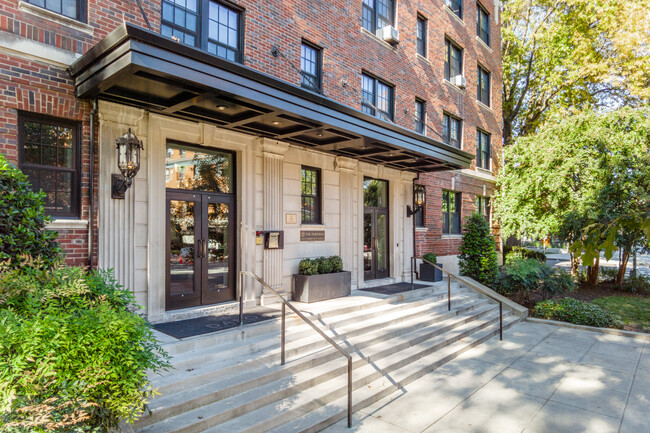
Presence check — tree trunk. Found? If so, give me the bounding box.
[503,118,513,147]
[586,256,600,286]
[569,252,581,277]
[616,251,630,286]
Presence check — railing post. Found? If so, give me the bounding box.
[347,357,352,428]
[281,302,286,365]
[239,272,244,326]
[499,302,503,341]
[447,274,451,311]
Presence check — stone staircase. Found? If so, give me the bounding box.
[132,282,522,433]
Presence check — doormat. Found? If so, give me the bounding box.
[154,308,280,339]
[360,282,429,296]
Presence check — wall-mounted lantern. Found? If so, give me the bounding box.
[112,128,143,199]
[407,184,425,217]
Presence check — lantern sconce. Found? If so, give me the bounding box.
[112,128,144,199]
[407,184,425,217]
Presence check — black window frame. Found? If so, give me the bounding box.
[443,113,462,149]
[161,0,245,63]
[18,112,81,219]
[446,0,463,19]
[301,166,322,225]
[442,190,461,235]
[415,98,426,134]
[300,40,323,93]
[477,64,491,106]
[477,129,491,170]
[25,0,87,22]
[362,0,395,33]
[361,72,395,121]
[476,195,490,222]
[416,14,427,57]
[477,2,490,46]
[444,38,463,81]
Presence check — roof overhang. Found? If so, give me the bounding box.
[69,24,473,172]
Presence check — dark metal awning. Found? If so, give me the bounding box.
[69,23,473,172]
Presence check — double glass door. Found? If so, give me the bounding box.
[363,178,389,280]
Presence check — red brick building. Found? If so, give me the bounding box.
[0,0,501,320]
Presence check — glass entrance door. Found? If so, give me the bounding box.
[363,178,389,280]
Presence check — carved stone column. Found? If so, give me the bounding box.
[260,138,289,304]
[336,157,359,287]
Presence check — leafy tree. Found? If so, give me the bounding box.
[502,0,650,145]
[458,213,498,285]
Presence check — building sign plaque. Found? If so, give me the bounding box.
[300,230,325,242]
[285,213,298,224]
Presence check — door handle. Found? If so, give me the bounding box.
[196,240,202,258]
[203,239,208,258]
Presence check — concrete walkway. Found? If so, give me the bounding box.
[323,321,650,433]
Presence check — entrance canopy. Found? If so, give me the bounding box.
[69,24,474,172]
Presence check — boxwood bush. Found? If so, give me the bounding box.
[533,297,623,328]
[298,256,344,275]
[422,253,437,264]
[0,262,171,433]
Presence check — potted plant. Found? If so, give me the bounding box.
[420,253,443,282]
[293,256,351,303]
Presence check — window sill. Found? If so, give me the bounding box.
[476,36,493,53]
[18,1,94,35]
[416,53,430,64]
[477,100,492,112]
[445,7,466,27]
[477,167,493,175]
[360,27,398,52]
[441,234,463,239]
[46,219,88,230]
[443,80,466,93]
[300,224,325,228]
[415,227,428,232]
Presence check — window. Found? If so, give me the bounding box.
[19,114,80,218]
[300,42,322,93]
[301,167,321,224]
[442,191,461,235]
[362,0,394,33]
[477,3,490,46]
[477,65,490,106]
[415,185,425,227]
[446,0,462,19]
[361,73,394,121]
[415,99,426,134]
[26,0,85,21]
[161,0,243,62]
[444,39,463,81]
[477,129,491,170]
[416,15,427,57]
[477,196,490,222]
[443,113,462,148]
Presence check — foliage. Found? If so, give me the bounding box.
[497,258,575,304]
[620,275,650,295]
[458,213,498,285]
[298,258,319,276]
[298,256,344,275]
[592,296,650,333]
[501,0,650,145]
[0,262,170,433]
[329,256,343,273]
[422,253,437,264]
[315,256,333,274]
[503,246,546,264]
[533,298,623,329]
[0,154,61,268]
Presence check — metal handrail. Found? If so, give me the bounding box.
[238,271,353,428]
[420,257,503,341]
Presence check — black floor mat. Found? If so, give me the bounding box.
[154,309,279,339]
[359,282,430,295]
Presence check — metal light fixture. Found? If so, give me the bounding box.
[112,128,143,199]
[407,184,425,217]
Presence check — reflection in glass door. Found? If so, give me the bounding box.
[168,195,200,308]
[363,178,389,280]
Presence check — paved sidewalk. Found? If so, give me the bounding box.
[323,322,650,433]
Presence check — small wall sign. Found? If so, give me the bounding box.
[286,213,297,224]
[300,230,325,242]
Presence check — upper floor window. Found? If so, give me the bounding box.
[443,113,462,149]
[362,0,394,33]
[301,41,322,93]
[361,73,394,121]
[477,196,490,222]
[416,15,427,57]
[477,65,490,106]
[26,0,84,21]
[442,191,461,235]
[444,39,463,81]
[19,114,80,218]
[161,0,243,62]
[477,129,491,170]
[301,166,321,224]
[415,99,426,134]
[446,0,462,19]
[477,3,490,46]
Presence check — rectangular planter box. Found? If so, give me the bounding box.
[420,262,443,282]
[293,271,351,303]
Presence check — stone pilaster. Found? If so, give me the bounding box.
[336,157,359,287]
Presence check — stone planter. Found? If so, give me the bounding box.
[420,262,443,282]
[293,271,351,303]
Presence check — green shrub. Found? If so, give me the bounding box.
[533,297,623,328]
[540,268,576,296]
[0,154,61,268]
[620,274,650,294]
[0,262,170,433]
[496,258,574,303]
[329,256,343,273]
[298,258,319,275]
[316,256,333,274]
[504,246,546,264]
[458,213,498,285]
[422,253,437,264]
